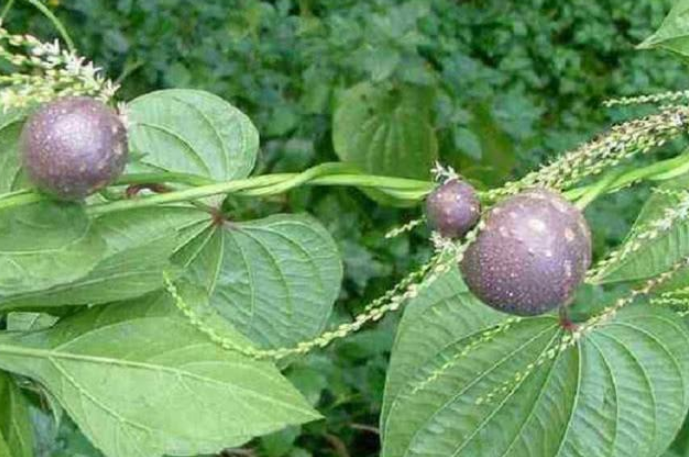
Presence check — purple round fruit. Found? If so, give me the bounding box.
[21,96,128,201]
[426,179,481,238]
[460,189,592,316]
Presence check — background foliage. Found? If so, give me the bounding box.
[4,0,689,455]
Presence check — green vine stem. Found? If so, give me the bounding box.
[0,163,437,214]
[21,0,76,52]
[564,152,689,202]
[1,148,688,216]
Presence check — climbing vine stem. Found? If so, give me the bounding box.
[1,149,688,216]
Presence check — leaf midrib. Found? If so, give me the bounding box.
[0,338,317,417]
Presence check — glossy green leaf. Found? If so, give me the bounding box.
[128,89,259,181]
[382,269,689,457]
[333,82,438,180]
[0,202,106,299]
[592,176,689,285]
[0,286,320,457]
[180,214,343,349]
[0,207,208,310]
[639,0,689,59]
[0,372,34,457]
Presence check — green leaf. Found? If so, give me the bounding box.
[0,285,320,457]
[382,269,689,457]
[381,267,504,425]
[181,214,343,349]
[6,312,59,331]
[639,0,689,59]
[0,207,209,310]
[127,89,259,182]
[0,202,106,300]
[0,112,26,194]
[0,372,34,457]
[592,176,689,285]
[455,104,516,186]
[0,435,10,456]
[333,82,438,181]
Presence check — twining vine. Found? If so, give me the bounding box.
[2,22,689,367]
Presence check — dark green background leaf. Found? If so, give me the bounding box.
[333,82,438,180]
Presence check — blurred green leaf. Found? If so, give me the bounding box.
[455,104,516,187]
[0,372,33,457]
[640,0,689,58]
[6,312,58,331]
[333,82,438,180]
[593,174,689,285]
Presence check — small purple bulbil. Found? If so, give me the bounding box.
[426,179,481,238]
[21,96,128,201]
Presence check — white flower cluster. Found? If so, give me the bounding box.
[0,22,118,111]
[431,161,460,183]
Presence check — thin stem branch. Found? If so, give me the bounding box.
[564,152,689,203]
[89,166,434,215]
[22,0,75,52]
[0,0,16,20]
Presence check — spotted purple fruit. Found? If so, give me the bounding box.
[425,179,481,238]
[460,189,592,316]
[21,96,128,201]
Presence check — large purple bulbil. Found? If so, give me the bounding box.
[460,189,592,316]
[21,96,128,200]
[425,179,481,238]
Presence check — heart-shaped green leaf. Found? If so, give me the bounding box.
[333,82,438,181]
[381,268,504,424]
[128,89,259,181]
[0,285,320,457]
[180,214,343,349]
[382,268,689,457]
[0,202,106,300]
[0,371,34,457]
